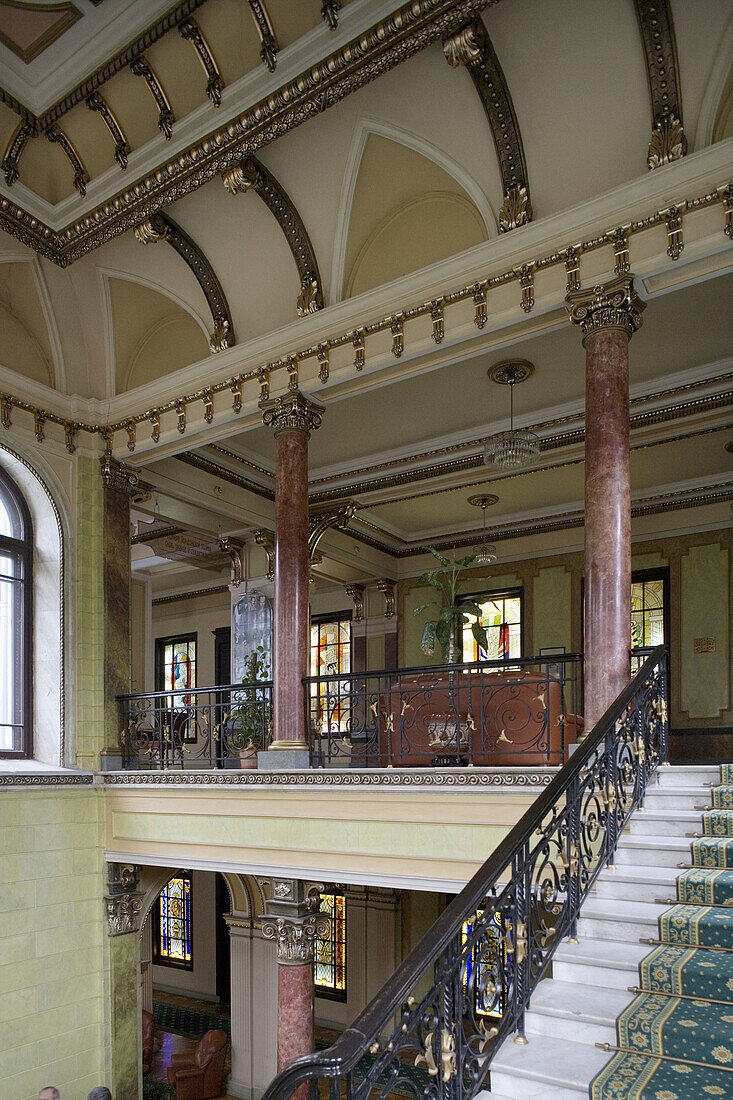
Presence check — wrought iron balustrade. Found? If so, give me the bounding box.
[118,681,273,769]
[260,645,668,1100]
[306,653,582,768]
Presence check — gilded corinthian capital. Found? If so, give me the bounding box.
[566,276,646,344]
[260,390,324,436]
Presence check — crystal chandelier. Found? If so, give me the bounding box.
[468,494,497,565]
[484,360,540,469]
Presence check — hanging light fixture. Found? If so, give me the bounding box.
[468,494,498,565]
[484,359,540,469]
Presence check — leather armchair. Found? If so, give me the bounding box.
[142,1009,155,1075]
[167,1029,229,1100]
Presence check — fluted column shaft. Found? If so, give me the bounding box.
[261,393,323,747]
[567,278,645,730]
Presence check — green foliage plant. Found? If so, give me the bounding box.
[226,645,271,752]
[413,548,489,663]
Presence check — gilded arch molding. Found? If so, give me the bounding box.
[222,157,324,317]
[134,212,235,353]
[443,20,532,232]
[634,0,687,169]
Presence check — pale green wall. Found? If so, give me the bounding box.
[0,790,108,1099]
[533,566,572,655]
[680,543,731,719]
[75,454,106,770]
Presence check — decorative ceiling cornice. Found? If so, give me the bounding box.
[443,19,531,232]
[0,180,728,453]
[0,0,210,131]
[222,157,324,318]
[633,0,687,170]
[0,0,499,265]
[134,210,235,353]
[175,451,275,501]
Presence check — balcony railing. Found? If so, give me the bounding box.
[259,645,669,1100]
[118,654,581,770]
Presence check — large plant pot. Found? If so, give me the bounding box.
[239,748,258,770]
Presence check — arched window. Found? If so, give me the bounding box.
[0,468,32,758]
[153,873,193,970]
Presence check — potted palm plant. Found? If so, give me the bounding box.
[226,646,271,768]
[414,548,489,663]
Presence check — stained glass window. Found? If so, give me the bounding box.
[155,634,197,741]
[461,590,523,663]
[631,570,668,675]
[461,909,510,1019]
[154,873,193,969]
[0,469,31,758]
[310,615,351,733]
[314,890,347,1000]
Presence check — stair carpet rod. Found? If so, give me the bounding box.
[594,1044,733,1072]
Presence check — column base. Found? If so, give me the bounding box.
[258,749,311,770]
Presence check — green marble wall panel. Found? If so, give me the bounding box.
[0,790,107,1100]
[680,543,730,718]
[108,929,141,1100]
[75,454,105,769]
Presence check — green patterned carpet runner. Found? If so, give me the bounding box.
[590,765,733,1099]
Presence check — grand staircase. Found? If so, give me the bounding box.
[487,762,733,1098]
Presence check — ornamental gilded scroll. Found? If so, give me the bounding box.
[566,276,646,344]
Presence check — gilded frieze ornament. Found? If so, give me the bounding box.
[352,328,365,371]
[34,410,45,442]
[261,391,324,437]
[390,314,404,358]
[664,204,684,260]
[150,410,161,442]
[499,186,530,233]
[286,357,299,392]
[430,299,445,344]
[473,282,487,329]
[64,422,77,454]
[257,368,270,402]
[203,389,214,423]
[516,264,534,312]
[647,115,686,170]
[1,395,11,430]
[567,276,646,343]
[722,183,733,240]
[231,379,242,413]
[608,226,631,276]
[562,244,582,293]
[176,400,186,434]
[317,344,330,383]
[125,419,136,452]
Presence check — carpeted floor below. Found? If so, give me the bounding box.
[590,763,733,1098]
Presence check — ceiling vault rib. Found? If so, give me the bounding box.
[179,18,225,107]
[443,19,532,232]
[222,157,324,317]
[247,0,279,73]
[130,57,175,140]
[134,212,235,353]
[46,128,90,197]
[1,122,34,186]
[175,452,275,501]
[633,0,687,169]
[86,92,130,170]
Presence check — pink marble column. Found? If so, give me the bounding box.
[567,278,645,730]
[261,881,330,1100]
[262,393,323,748]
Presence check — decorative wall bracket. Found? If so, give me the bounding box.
[308,501,358,561]
[254,529,275,580]
[634,0,687,169]
[46,128,89,196]
[218,536,243,586]
[222,157,323,318]
[248,1,279,72]
[443,20,532,232]
[376,578,396,618]
[105,862,143,937]
[345,583,365,622]
[134,211,235,353]
[2,122,35,186]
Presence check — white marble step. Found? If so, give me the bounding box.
[552,936,649,989]
[655,765,720,786]
[524,980,632,1045]
[489,1033,612,1097]
[576,896,660,941]
[628,807,702,836]
[593,863,681,903]
[643,785,710,810]
[614,833,691,867]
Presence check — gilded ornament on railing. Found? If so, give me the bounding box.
[647,115,686,170]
